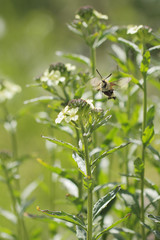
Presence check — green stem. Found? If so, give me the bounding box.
[90,47,96,77]
[141,73,147,240]
[75,128,83,200]
[125,82,131,188]
[2,104,29,240]
[2,163,23,239]
[80,120,93,240]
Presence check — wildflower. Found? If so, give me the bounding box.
[40,69,65,86]
[55,106,79,124]
[127,25,152,35]
[0,79,21,103]
[65,63,76,72]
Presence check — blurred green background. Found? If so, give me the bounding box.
[0,0,159,149]
[0,0,159,238]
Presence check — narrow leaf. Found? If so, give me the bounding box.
[134,157,144,174]
[119,189,140,216]
[148,45,160,52]
[76,225,87,240]
[72,153,86,176]
[93,186,121,220]
[140,51,151,74]
[24,96,58,104]
[42,136,79,153]
[56,51,90,66]
[147,66,160,75]
[142,123,154,147]
[148,214,160,223]
[0,208,17,224]
[146,105,155,126]
[95,213,131,240]
[21,178,42,200]
[37,158,77,184]
[37,206,86,230]
[92,143,130,166]
[67,24,82,36]
[118,37,141,53]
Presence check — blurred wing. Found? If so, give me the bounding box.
[91,77,101,90]
[110,77,131,89]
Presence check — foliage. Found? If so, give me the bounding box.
[0,4,160,240]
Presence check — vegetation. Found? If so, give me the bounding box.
[0,4,160,240]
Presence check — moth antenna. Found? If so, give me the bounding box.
[104,73,112,80]
[96,69,103,79]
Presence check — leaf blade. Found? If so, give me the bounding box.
[37,207,86,230]
[93,186,121,220]
[42,136,79,153]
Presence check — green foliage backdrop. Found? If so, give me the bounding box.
[0,1,160,239]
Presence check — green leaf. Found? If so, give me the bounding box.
[140,51,151,74]
[148,45,160,52]
[92,142,130,166]
[134,157,144,174]
[74,86,85,99]
[147,145,160,161]
[37,207,86,230]
[42,136,79,153]
[21,178,42,200]
[37,158,77,183]
[95,213,131,240]
[118,37,141,53]
[0,228,16,240]
[148,214,160,223]
[0,208,17,224]
[142,123,154,147]
[24,96,58,104]
[56,51,90,66]
[66,194,83,211]
[147,66,160,75]
[146,105,155,126]
[119,189,140,216]
[149,78,160,91]
[110,54,128,72]
[93,186,121,220]
[72,153,86,176]
[24,212,76,232]
[76,226,87,240]
[67,23,82,36]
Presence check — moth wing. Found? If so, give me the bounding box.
[90,77,101,90]
[110,77,131,89]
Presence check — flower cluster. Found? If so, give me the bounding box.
[55,99,111,135]
[76,6,108,22]
[0,79,21,103]
[68,6,109,47]
[36,62,76,87]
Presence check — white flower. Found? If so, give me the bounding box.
[85,99,94,109]
[93,10,108,20]
[65,63,76,72]
[0,80,21,103]
[55,106,79,124]
[65,107,79,123]
[127,25,143,34]
[40,69,66,85]
[55,106,69,124]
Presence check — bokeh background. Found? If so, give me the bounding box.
[0,0,160,238]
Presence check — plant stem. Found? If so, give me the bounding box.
[75,128,83,200]
[80,120,93,240]
[125,82,131,188]
[90,46,96,77]
[141,73,147,240]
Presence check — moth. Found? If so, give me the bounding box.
[91,69,131,100]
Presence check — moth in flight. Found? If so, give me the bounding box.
[91,69,131,100]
